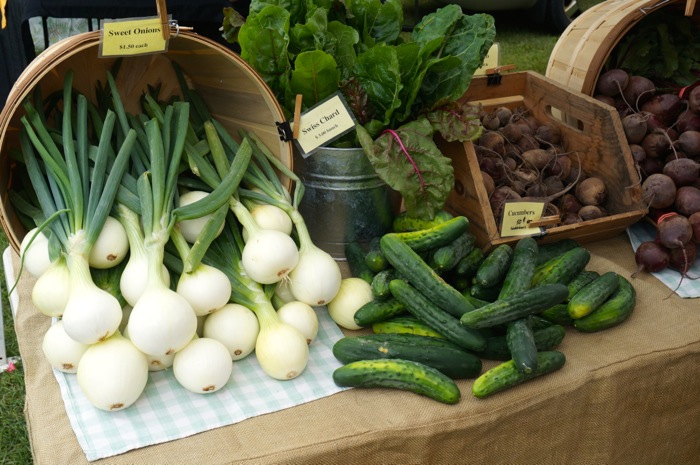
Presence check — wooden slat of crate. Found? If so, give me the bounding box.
[443,71,647,252]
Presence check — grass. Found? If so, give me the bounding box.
[0,8,562,464]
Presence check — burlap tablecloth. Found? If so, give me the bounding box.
[13,233,700,464]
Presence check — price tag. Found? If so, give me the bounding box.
[499,201,547,237]
[100,17,168,57]
[293,92,357,158]
[475,43,500,76]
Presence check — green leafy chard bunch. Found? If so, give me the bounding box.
[222,0,496,219]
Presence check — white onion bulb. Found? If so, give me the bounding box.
[88,216,129,269]
[277,301,319,344]
[42,320,90,373]
[203,303,259,360]
[327,278,374,330]
[19,228,51,278]
[173,337,233,394]
[76,332,149,411]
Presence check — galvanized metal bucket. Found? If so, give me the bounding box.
[294,146,398,260]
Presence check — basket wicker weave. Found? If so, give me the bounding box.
[0,30,292,253]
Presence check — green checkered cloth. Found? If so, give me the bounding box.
[626,221,700,298]
[53,308,347,461]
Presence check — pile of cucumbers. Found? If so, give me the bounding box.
[334,211,636,404]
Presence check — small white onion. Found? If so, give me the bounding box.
[89,216,129,269]
[76,332,149,411]
[177,191,225,243]
[246,204,293,237]
[277,301,319,344]
[173,337,233,394]
[203,303,259,360]
[327,277,374,330]
[61,283,123,345]
[176,264,232,316]
[241,229,299,284]
[288,245,342,306]
[274,279,296,306]
[32,258,71,317]
[42,320,90,373]
[120,256,170,307]
[255,322,309,380]
[122,324,175,372]
[127,286,198,357]
[19,228,51,277]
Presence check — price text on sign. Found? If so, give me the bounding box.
[500,201,546,237]
[294,93,357,157]
[100,17,168,57]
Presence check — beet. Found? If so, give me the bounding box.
[596,68,629,97]
[629,143,647,166]
[642,173,677,209]
[517,133,539,152]
[640,156,665,177]
[558,193,582,214]
[676,130,700,158]
[641,93,685,127]
[668,241,697,274]
[575,177,607,206]
[594,94,617,107]
[490,186,521,220]
[641,131,671,159]
[621,75,655,110]
[663,158,700,187]
[674,186,700,216]
[657,213,693,249]
[482,111,502,131]
[689,211,700,243]
[478,131,506,155]
[620,113,647,144]
[675,109,700,133]
[689,87,700,114]
[535,123,562,146]
[633,240,670,276]
[578,205,606,221]
[499,122,522,143]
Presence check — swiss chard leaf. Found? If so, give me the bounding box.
[289,50,341,108]
[354,44,403,137]
[238,5,291,97]
[345,0,404,49]
[357,118,454,220]
[425,102,483,142]
[327,21,360,80]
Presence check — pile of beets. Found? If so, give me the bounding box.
[593,68,700,279]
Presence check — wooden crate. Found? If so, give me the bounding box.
[439,71,647,252]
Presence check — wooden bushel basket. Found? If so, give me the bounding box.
[546,0,699,96]
[440,71,648,252]
[0,30,292,253]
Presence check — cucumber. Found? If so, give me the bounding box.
[365,237,389,273]
[455,247,485,278]
[460,284,569,329]
[531,247,591,288]
[333,358,461,404]
[474,243,513,288]
[345,241,374,284]
[574,275,636,332]
[506,317,538,374]
[332,333,482,379]
[468,283,501,302]
[354,297,406,327]
[568,271,620,319]
[535,239,580,265]
[461,291,491,309]
[389,279,487,352]
[372,316,445,339]
[392,210,454,232]
[498,237,538,300]
[539,303,574,326]
[471,351,566,398]
[392,216,469,253]
[429,232,476,274]
[371,268,401,300]
[566,270,600,300]
[380,233,475,318]
[480,324,566,361]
